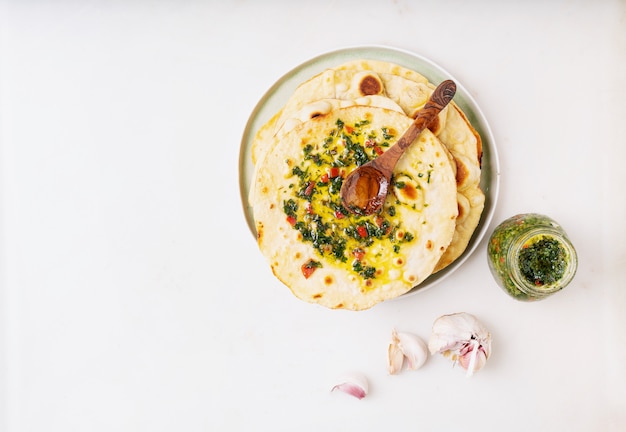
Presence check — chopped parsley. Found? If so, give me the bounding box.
[518,237,567,286]
[282,117,417,282]
[283,199,298,217]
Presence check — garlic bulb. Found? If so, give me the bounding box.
[428,312,492,377]
[331,372,369,399]
[387,328,428,374]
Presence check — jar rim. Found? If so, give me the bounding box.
[506,226,578,297]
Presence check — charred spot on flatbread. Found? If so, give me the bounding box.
[458,199,466,220]
[455,157,469,187]
[358,74,383,95]
[398,182,418,200]
[427,115,441,135]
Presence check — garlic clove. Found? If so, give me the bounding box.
[396,330,429,371]
[331,372,369,399]
[387,328,429,374]
[458,339,488,377]
[428,312,492,376]
[387,336,405,375]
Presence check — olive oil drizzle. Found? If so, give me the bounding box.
[283,118,418,281]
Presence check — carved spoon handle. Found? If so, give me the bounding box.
[371,79,456,175]
[397,79,457,150]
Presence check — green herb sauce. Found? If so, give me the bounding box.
[518,236,567,286]
[487,213,576,301]
[282,117,419,282]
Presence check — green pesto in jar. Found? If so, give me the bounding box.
[518,236,567,286]
[487,213,578,301]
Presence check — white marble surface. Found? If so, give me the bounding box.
[1,1,625,431]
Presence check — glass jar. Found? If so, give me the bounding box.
[487,213,578,301]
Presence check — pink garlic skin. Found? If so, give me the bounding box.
[457,340,489,373]
[331,372,369,399]
[428,312,492,376]
[331,382,367,400]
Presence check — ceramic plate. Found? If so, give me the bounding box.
[239,45,500,295]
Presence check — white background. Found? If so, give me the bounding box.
[1,1,625,431]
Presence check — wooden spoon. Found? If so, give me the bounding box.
[339,79,457,215]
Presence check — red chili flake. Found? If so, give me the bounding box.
[334,210,344,219]
[357,225,368,238]
[301,260,320,279]
[373,145,384,155]
[353,249,365,261]
[286,215,297,226]
[304,181,315,196]
[320,173,329,183]
[329,167,340,178]
[364,139,375,147]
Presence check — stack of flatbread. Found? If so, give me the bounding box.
[249,59,484,310]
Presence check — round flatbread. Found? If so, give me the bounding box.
[264,59,485,273]
[252,106,458,310]
[431,104,484,272]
